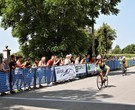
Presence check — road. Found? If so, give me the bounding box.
[0,66,135,110]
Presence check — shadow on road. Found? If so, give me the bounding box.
[109,70,135,76]
[0,88,135,110]
[0,66,135,110]
[107,85,117,88]
[0,89,106,109]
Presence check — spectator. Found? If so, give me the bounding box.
[90,56,96,63]
[16,56,24,68]
[38,57,46,67]
[22,58,32,90]
[64,55,71,65]
[32,60,39,68]
[38,57,46,88]
[15,56,24,92]
[47,55,55,66]
[9,55,16,70]
[0,58,10,95]
[57,58,64,66]
[2,58,10,73]
[75,55,81,65]
[69,54,75,64]
[46,55,56,86]
[0,62,3,95]
[9,55,16,94]
[86,54,90,63]
[22,58,32,68]
[80,58,86,64]
[53,56,60,66]
[0,62,2,70]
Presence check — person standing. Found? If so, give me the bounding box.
[15,56,24,92]
[0,58,10,95]
[86,54,90,63]
[38,57,46,88]
[64,55,71,65]
[22,58,32,90]
[46,55,55,86]
[9,55,16,93]
[75,55,81,65]
[0,61,5,95]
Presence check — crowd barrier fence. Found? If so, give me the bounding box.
[0,59,135,93]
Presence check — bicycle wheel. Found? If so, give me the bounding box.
[104,76,108,87]
[97,75,103,90]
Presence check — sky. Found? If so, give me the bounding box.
[0,0,135,54]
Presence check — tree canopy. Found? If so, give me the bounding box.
[0,0,121,59]
[112,45,121,54]
[122,44,135,54]
[95,23,117,54]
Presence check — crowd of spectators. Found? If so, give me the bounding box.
[0,53,96,96]
[1,53,131,96]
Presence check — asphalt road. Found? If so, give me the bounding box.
[0,66,135,110]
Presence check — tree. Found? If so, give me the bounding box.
[86,0,121,56]
[0,0,90,59]
[0,0,121,59]
[95,23,117,54]
[122,44,135,54]
[112,45,121,54]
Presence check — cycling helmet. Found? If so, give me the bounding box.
[96,55,101,60]
[122,56,126,60]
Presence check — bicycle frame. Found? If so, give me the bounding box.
[97,71,108,90]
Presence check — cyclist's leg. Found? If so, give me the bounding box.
[105,65,110,76]
[99,71,104,80]
[97,68,103,79]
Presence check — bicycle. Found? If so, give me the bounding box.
[96,71,108,90]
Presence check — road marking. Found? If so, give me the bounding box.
[1,96,135,106]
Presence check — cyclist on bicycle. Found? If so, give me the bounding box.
[121,56,127,71]
[95,55,110,81]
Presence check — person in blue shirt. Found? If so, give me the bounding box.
[86,54,90,63]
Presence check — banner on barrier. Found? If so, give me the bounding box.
[75,64,86,75]
[87,64,96,74]
[55,65,76,82]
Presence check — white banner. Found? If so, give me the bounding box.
[75,64,86,75]
[55,65,76,82]
[87,64,96,74]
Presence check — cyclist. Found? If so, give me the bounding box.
[95,55,110,81]
[121,56,127,72]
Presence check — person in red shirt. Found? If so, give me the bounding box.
[90,56,96,63]
[46,55,56,86]
[47,55,55,66]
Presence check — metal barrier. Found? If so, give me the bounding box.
[128,59,135,67]
[0,71,10,92]
[1,59,135,93]
[105,60,121,71]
